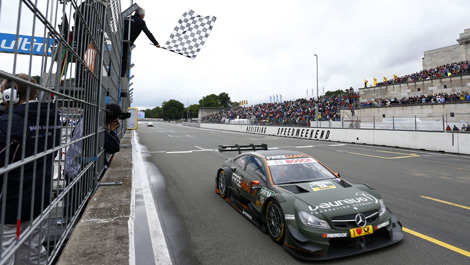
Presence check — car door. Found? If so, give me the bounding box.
[242,155,268,210]
[230,155,249,197]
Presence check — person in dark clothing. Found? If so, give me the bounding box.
[121,7,160,77]
[0,74,61,265]
[104,103,122,165]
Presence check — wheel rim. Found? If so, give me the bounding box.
[267,203,283,239]
[218,172,226,195]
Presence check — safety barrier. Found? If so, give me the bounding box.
[200,123,470,155]
[0,1,130,264]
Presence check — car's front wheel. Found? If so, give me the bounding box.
[266,200,285,244]
[217,170,230,198]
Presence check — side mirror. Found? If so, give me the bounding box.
[231,167,237,172]
[251,180,261,190]
[334,172,341,178]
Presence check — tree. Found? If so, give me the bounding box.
[218,92,231,108]
[199,94,220,108]
[198,92,233,108]
[325,89,348,98]
[162,99,185,120]
[187,104,199,118]
[143,106,162,118]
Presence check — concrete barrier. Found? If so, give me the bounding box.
[57,132,133,265]
[200,123,470,155]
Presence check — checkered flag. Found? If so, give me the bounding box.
[161,9,216,59]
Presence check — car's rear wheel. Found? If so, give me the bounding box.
[218,170,229,198]
[266,200,285,244]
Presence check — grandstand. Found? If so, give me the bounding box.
[202,28,470,130]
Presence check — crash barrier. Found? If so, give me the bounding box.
[200,124,470,155]
[0,1,130,264]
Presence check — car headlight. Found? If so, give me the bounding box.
[379,199,387,216]
[298,211,331,229]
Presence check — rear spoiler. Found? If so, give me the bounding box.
[218,144,268,154]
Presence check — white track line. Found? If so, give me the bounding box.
[132,131,172,264]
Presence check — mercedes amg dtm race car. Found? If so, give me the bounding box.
[215,144,403,260]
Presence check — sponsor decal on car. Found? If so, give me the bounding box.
[265,154,309,160]
[350,225,374,238]
[308,192,379,214]
[285,214,295,220]
[309,180,336,191]
[256,187,275,206]
[267,157,317,166]
[232,173,242,188]
[322,233,348,238]
[242,209,253,220]
[375,220,390,230]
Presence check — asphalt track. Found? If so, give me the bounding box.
[136,122,470,265]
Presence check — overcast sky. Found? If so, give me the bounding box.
[131,0,469,110]
[1,1,469,110]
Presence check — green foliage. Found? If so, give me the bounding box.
[218,92,231,108]
[325,89,348,98]
[199,94,220,107]
[143,106,162,118]
[162,99,185,120]
[198,92,232,108]
[187,104,199,118]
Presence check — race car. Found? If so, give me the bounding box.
[147,122,154,127]
[215,144,403,260]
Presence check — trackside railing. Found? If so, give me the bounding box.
[0,0,130,264]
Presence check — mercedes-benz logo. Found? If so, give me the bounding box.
[355,213,367,227]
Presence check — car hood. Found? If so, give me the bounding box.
[279,179,381,218]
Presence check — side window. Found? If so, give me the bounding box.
[234,155,249,169]
[245,156,266,181]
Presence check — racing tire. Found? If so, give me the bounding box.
[266,200,285,244]
[217,170,230,199]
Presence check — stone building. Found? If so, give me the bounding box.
[359,28,470,102]
[423,28,470,69]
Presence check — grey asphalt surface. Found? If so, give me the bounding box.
[137,122,470,265]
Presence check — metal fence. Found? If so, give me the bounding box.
[0,0,130,264]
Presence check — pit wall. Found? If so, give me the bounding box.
[200,124,470,155]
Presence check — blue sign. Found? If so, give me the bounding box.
[0,33,54,56]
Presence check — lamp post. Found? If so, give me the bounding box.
[314,54,318,100]
[314,54,318,126]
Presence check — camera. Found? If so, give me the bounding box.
[119,112,131,119]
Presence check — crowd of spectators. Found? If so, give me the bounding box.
[376,60,470,86]
[202,60,470,124]
[360,92,470,108]
[202,95,358,125]
[202,90,470,125]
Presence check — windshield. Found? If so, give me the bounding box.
[268,157,336,185]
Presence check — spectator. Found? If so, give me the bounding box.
[445,125,451,132]
[0,74,61,265]
[374,60,470,87]
[461,124,467,131]
[121,7,160,77]
[104,103,122,168]
[73,0,106,87]
[452,125,460,132]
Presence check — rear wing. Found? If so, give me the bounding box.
[218,144,268,154]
